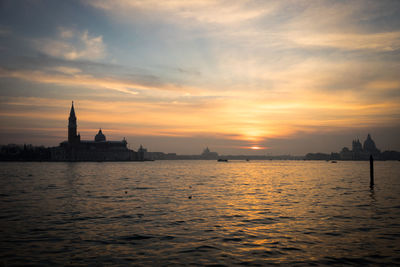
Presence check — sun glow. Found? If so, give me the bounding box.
[249,146,266,150]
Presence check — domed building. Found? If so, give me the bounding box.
[340,133,381,160]
[51,102,142,161]
[201,147,218,159]
[363,134,380,154]
[95,129,106,142]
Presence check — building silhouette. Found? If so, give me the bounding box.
[201,147,218,159]
[340,134,381,160]
[363,134,380,154]
[352,139,362,152]
[51,102,141,161]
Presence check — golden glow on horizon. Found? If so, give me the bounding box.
[249,146,265,150]
[1,94,399,149]
[1,0,399,152]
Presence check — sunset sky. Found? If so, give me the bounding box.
[0,0,399,155]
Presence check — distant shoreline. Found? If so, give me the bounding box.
[1,158,400,163]
[1,142,400,161]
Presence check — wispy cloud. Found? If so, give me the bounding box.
[86,0,276,25]
[34,28,106,60]
[52,66,82,75]
[0,67,205,96]
[290,31,400,51]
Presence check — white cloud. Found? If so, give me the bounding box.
[35,28,106,60]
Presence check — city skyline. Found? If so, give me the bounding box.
[1,0,400,155]
[0,101,393,156]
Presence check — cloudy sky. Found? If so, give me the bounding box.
[0,0,399,155]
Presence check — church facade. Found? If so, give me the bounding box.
[340,134,381,160]
[51,102,143,161]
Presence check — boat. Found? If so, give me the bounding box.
[217,159,228,162]
[331,160,337,163]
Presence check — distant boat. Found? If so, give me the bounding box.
[217,159,228,162]
[331,160,337,163]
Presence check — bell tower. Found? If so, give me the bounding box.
[68,101,80,144]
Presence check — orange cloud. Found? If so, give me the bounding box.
[290,31,400,52]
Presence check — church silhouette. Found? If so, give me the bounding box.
[51,102,145,161]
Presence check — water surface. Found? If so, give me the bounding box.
[0,160,399,265]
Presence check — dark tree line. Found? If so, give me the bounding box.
[0,144,51,161]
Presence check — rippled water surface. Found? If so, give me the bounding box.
[1,160,400,266]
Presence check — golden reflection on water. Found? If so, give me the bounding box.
[0,160,399,265]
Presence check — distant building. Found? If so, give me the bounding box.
[201,147,218,159]
[363,134,380,154]
[340,146,353,160]
[340,134,381,160]
[137,145,147,161]
[304,133,400,161]
[51,102,142,161]
[352,139,362,152]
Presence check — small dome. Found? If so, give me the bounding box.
[95,129,106,142]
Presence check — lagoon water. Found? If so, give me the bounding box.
[0,160,400,266]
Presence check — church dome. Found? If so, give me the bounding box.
[363,134,377,152]
[95,129,106,142]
